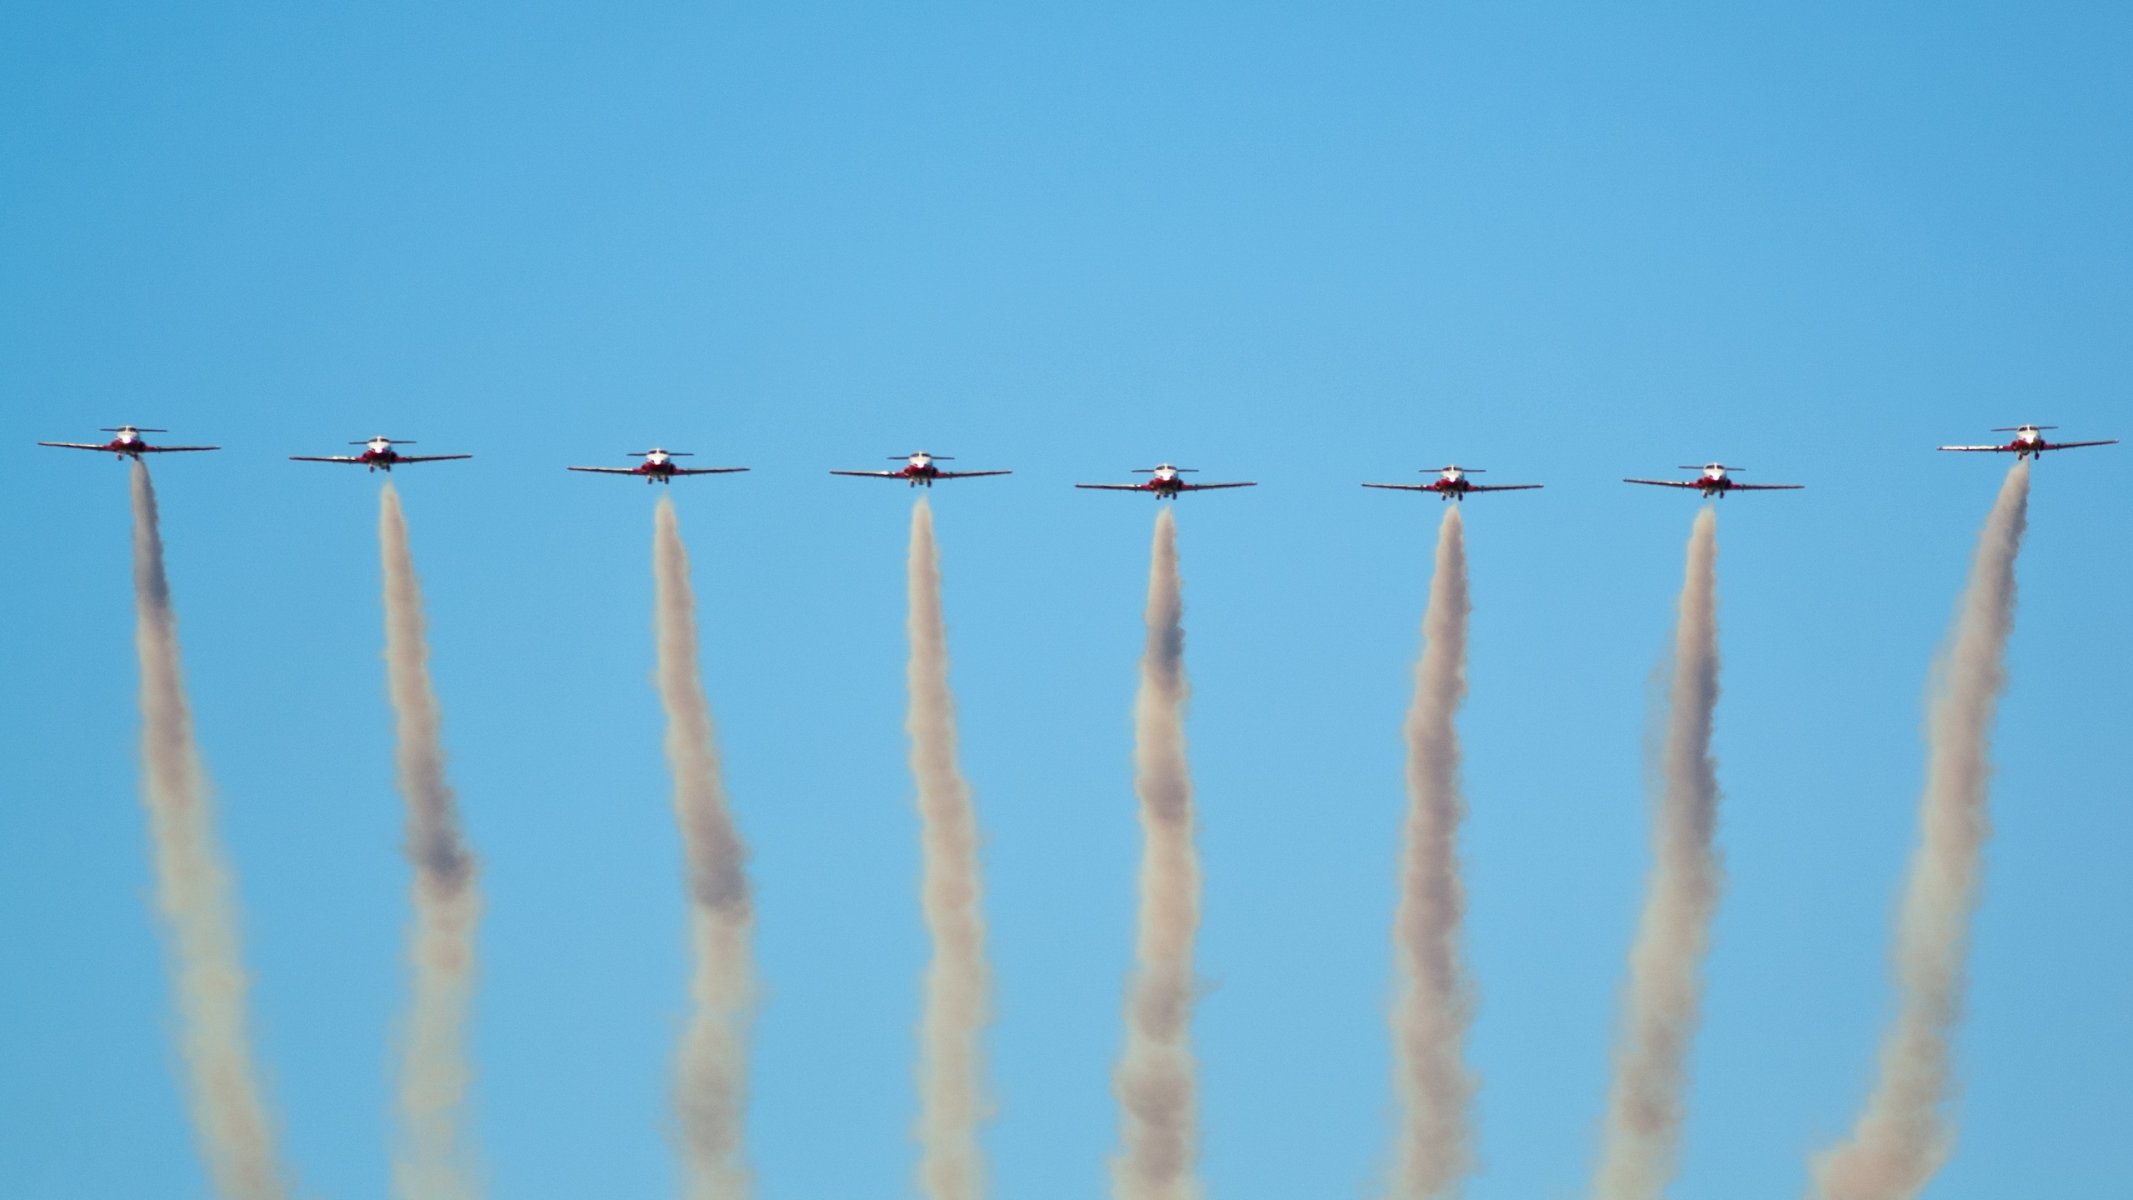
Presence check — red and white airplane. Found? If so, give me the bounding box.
[1362,464,1542,501]
[568,449,749,484]
[1075,463,1257,498]
[1937,425,2118,460]
[291,437,472,472]
[831,451,1011,487]
[38,426,219,459]
[1625,463,1803,498]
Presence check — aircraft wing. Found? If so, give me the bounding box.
[2043,439,2119,451]
[140,444,220,453]
[391,454,473,464]
[39,441,115,451]
[670,466,751,476]
[1360,482,1435,492]
[1178,481,1257,490]
[1463,483,1543,493]
[290,455,370,464]
[1623,478,1707,488]
[1936,444,2014,453]
[1728,483,1804,490]
[1074,483,1150,491]
[933,469,1012,479]
[830,470,908,478]
[567,466,641,475]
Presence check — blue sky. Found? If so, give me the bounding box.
[3,2,2129,1197]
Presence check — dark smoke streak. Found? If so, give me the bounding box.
[131,463,292,1200]
[653,498,757,1199]
[1388,505,1478,1199]
[1592,506,1723,1200]
[380,483,483,1200]
[1111,508,1202,1200]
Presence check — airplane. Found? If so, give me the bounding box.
[830,451,1010,487]
[1075,463,1257,498]
[1624,464,1803,498]
[1362,465,1542,501]
[1937,425,2118,460]
[38,426,219,459]
[567,449,749,484]
[290,437,472,472]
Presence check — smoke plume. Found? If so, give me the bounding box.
[653,498,758,1199]
[905,497,993,1200]
[1111,507,1203,1200]
[1591,506,1724,1200]
[380,483,484,1200]
[130,463,292,1200]
[1806,463,2031,1200]
[1387,505,1478,1199]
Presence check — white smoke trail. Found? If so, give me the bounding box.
[130,463,292,1200]
[1806,462,2031,1200]
[1111,507,1202,1200]
[380,483,484,1200]
[905,497,993,1200]
[1591,506,1723,1200]
[1387,505,1478,1199]
[653,498,757,1199]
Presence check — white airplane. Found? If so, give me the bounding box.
[291,437,472,471]
[1938,425,2117,460]
[1624,463,1803,498]
[568,449,749,484]
[39,426,219,459]
[1075,463,1256,498]
[831,451,1011,487]
[1362,465,1542,501]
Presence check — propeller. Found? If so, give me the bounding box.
[102,426,167,432]
[1992,425,2054,432]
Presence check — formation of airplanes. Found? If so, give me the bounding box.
[37,426,2120,496]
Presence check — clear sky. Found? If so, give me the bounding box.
[3,2,2129,1197]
